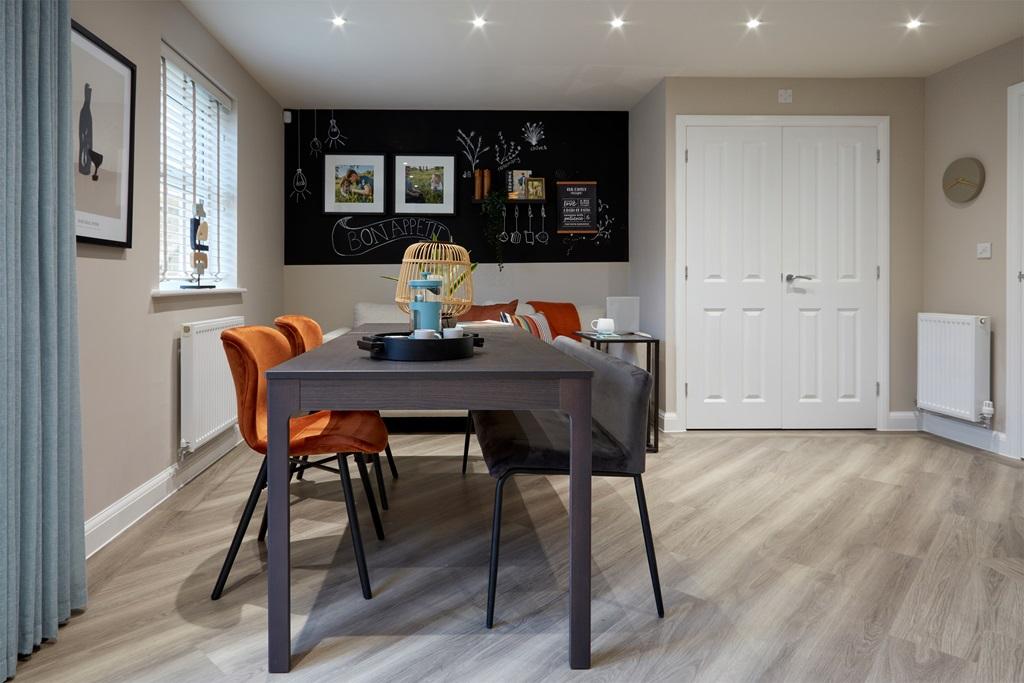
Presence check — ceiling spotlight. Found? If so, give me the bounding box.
[610,16,625,29]
[472,16,487,28]
[746,18,761,29]
[331,15,346,27]
[905,18,922,29]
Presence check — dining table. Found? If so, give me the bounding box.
[264,323,595,672]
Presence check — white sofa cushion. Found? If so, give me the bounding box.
[354,301,408,328]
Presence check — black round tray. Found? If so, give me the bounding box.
[357,331,484,361]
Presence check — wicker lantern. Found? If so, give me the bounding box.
[394,242,474,318]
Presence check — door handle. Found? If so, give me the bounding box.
[785,274,813,283]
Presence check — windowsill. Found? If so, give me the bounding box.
[151,287,247,299]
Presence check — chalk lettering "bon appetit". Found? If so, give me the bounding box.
[331,217,453,256]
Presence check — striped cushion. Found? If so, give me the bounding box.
[500,311,553,342]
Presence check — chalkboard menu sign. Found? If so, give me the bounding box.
[557,181,598,234]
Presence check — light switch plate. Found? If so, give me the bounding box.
[778,89,793,104]
[977,242,992,259]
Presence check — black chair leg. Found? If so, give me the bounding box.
[385,443,399,479]
[355,454,386,541]
[462,412,472,475]
[634,475,664,618]
[211,458,268,600]
[486,473,511,628]
[372,453,389,510]
[257,459,299,543]
[296,455,309,480]
[339,455,373,599]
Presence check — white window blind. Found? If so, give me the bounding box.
[160,48,237,287]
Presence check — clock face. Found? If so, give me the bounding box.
[942,157,985,203]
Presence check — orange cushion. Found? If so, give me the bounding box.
[526,301,582,341]
[458,299,518,322]
[275,315,324,355]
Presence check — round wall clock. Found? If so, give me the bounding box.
[942,157,985,203]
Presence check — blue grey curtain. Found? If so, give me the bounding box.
[1,0,87,678]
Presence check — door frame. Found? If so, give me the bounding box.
[1006,83,1024,459]
[675,115,891,430]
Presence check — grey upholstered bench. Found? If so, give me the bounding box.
[470,336,664,628]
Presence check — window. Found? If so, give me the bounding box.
[159,45,237,288]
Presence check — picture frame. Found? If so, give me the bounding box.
[71,20,136,248]
[527,177,546,200]
[324,154,386,214]
[394,154,456,215]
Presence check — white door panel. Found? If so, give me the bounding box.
[781,126,878,428]
[685,126,782,428]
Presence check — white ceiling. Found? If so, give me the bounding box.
[182,0,1024,110]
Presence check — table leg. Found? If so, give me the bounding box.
[652,341,660,452]
[561,377,592,669]
[267,379,300,673]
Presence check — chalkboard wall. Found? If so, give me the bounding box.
[283,109,628,265]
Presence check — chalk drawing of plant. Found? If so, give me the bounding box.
[456,129,490,178]
[521,122,545,147]
[494,131,521,170]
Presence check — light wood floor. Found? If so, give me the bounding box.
[14,430,1024,682]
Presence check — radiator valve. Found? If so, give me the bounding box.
[981,400,995,428]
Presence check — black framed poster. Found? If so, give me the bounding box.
[71,20,136,248]
[556,181,597,234]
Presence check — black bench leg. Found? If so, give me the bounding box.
[385,443,399,479]
[372,453,389,510]
[211,457,268,600]
[339,454,373,599]
[462,412,472,475]
[486,472,511,628]
[634,475,664,617]
[356,454,386,540]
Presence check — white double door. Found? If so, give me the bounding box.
[684,124,879,429]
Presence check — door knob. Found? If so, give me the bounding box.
[785,274,813,283]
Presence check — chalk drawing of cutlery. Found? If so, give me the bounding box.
[497,205,508,243]
[524,205,536,245]
[536,205,550,244]
[510,204,522,244]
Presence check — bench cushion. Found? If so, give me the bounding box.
[472,410,635,478]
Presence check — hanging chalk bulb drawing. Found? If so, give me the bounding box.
[521,122,547,151]
[308,110,323,158]
[326,109,348,149]
[289,113,310,202]
[456,129,490,178]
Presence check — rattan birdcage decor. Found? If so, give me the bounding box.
[394,242,474,317]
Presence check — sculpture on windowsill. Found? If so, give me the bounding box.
[180,201,215,289]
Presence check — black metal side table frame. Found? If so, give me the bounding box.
[578,332,660,452]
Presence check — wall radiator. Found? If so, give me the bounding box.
[180,316,244,452]
[916,313,991,423]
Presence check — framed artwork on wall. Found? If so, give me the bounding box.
[394,154,456,215]
[71,20,136,248]
[324,154,386,214]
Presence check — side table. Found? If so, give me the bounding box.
[577,332,660,452]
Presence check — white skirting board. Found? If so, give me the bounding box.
[84,426,243,557]
[919,412,1009,457]
[881,411,921,431]
[659,410,685,433]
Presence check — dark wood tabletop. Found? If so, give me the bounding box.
[268,323,593,380]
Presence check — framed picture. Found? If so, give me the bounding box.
[324,154,386,214]
[527,177,546,200]
[71,21,136,248]
[394,155,455,215]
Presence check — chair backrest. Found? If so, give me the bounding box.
[221,326,293,453]
[274,314,324,356]
[553,336,653,471]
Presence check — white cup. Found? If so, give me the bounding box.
[412,329,441,340]
[443,326,465,339]
[591,318,615,334]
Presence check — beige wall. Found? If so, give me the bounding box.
[283,263,630,331]
[923,39,1023,433]
[72,0,284,517]
[631,77,927,419]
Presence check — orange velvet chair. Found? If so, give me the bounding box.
[275,315,400,507]
[212,325,390,601]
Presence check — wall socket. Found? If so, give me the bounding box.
[977,242,992,259]
[778,89,793,104]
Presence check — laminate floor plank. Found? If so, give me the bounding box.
[13,431,1024,682]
